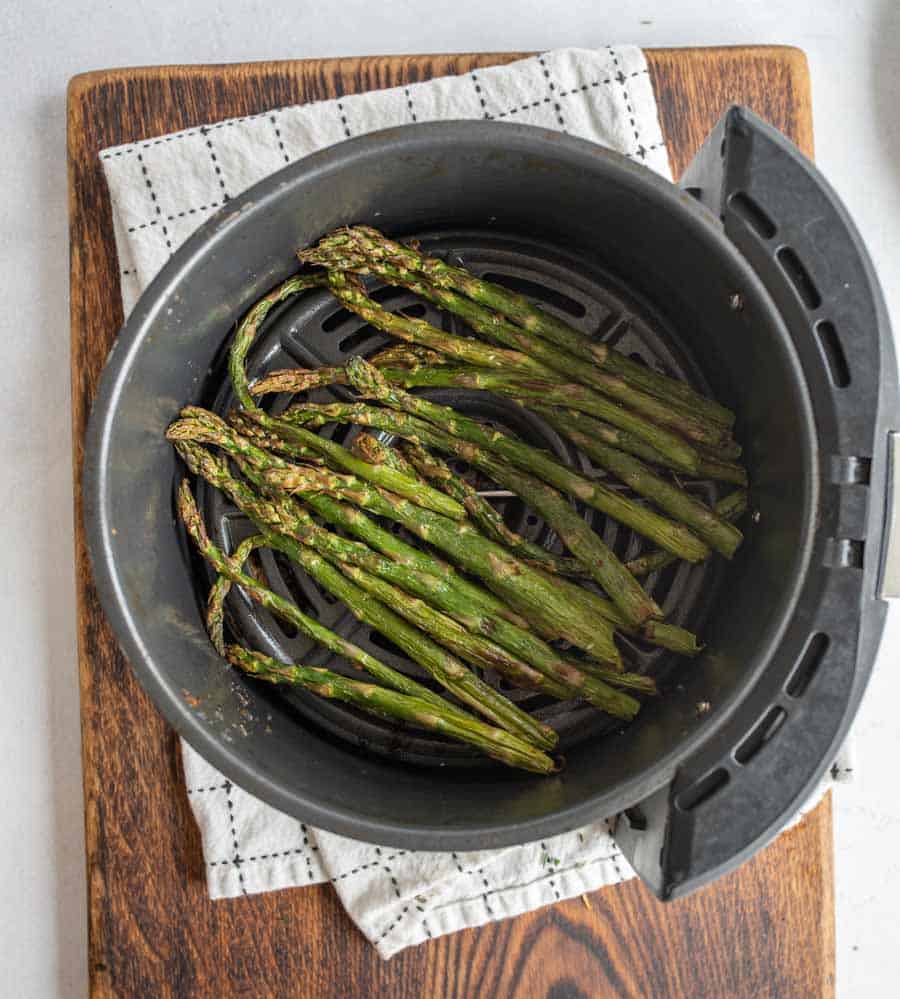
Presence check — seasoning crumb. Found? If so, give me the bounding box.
[729,292,744,311]
[751,509,762,523]
[696,700,711,715]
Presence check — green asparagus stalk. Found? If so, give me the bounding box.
[455,448,669,632]
[522,413,743,558]
[533,404,748,488]
[251,362,725,464]
[262,456,650,650]
[327,270,545,374]
[552,577,703,656]
[326,558,577,714]
[322,273,703,474]
[400,440,587,578]
[229,412,335,470]
[252,408,469,519]
[229,273,327,411]
[346,358,710,565]
[701,439,743,462]
[306,248,731,450]
[176,471,555,748]
[176,477,454,708]
[278,400,704,655]
[561,657,657,694]
[201,426,532,630]
[229,411,325,464]
[173,405,465,521]
[301,226,735,427]
[225,646,558,774]
[203,452,580,704]
[251,364,746,492]
[349,432,415,475]
[231,401,702,653]
[627,490,749,577]
[205,534,268,654]
[372,344,448,369]
[252,365,352,395]
[697,454,749,487]
[253,450,632,687]
[334,559,641,718]
[176,417,574,637]
[179,438,509,630]
[533,403,678,466]
[346,437,593,595]
[237,452,628,658]
[279,489,640,687]
[225,438,636,685]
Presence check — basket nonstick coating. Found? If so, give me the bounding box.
[84,121,820,849]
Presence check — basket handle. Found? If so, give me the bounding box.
[616,105,898,899]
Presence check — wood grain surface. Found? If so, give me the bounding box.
[69,47,832,998]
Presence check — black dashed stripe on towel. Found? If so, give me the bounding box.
[135,152,171,251]
[270,112,290,163]
[538,55,566,131]
[608,45,646,159]
[222,781,247,896]
[404,87,418,123]
[200,125,230,199]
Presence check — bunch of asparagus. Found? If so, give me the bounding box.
[168,226,749,775]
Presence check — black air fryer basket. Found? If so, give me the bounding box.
[84,108,900,899]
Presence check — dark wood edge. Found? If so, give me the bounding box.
[67,45,810,91]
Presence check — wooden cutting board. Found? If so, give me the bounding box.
[69,47,833,998]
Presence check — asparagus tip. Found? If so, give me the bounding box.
[176,478,206,547]
[347,355,391,400]
[165,419,196,441]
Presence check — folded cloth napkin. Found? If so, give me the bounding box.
[101,46,846,959]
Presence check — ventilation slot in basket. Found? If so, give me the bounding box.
[734,706,787,765]
[786,633,829,698]
[480,272,587,318]
[675,768,729,812]
[777,247,821,309]
[728,191,777,239]
[816,321,851,387]
[322,308,352,332]
[338,327,384,354]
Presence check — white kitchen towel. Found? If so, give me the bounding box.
[101,46,843,960]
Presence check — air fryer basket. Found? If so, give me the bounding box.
[84,109,898,899]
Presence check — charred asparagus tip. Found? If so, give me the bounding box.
[177,479,209,548]
[347,355,391,399]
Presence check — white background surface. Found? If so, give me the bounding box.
[2,1,898,995]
